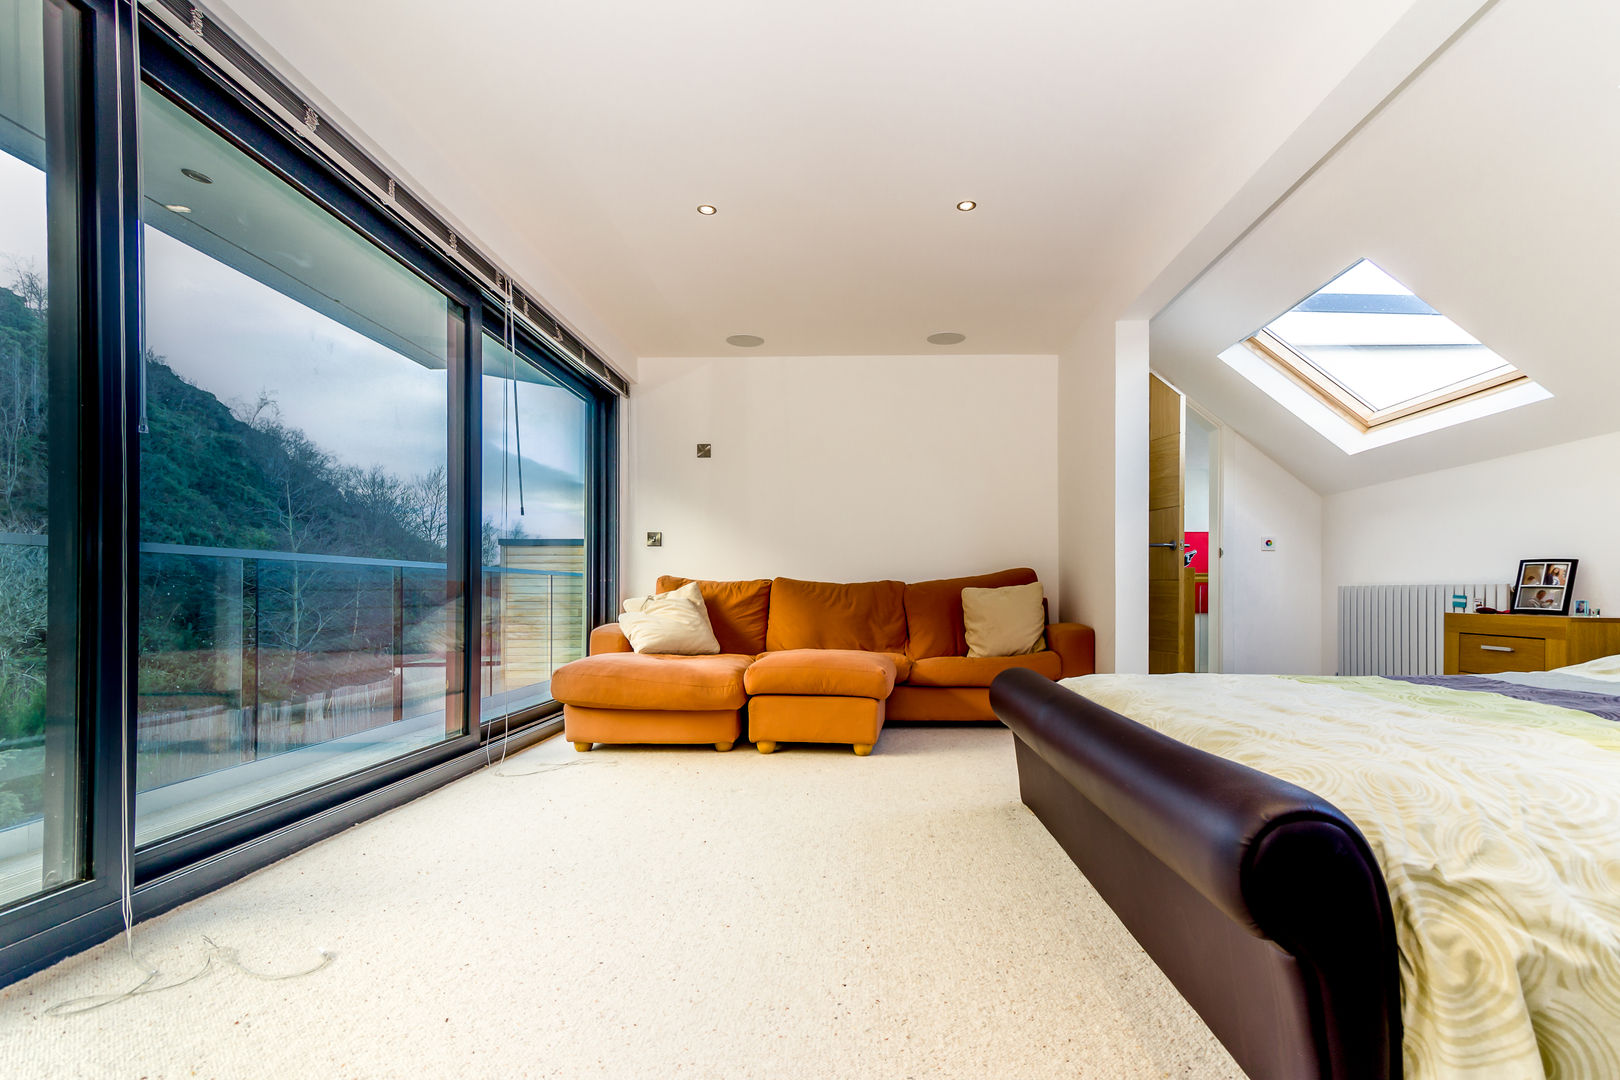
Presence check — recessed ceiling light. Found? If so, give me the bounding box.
[927,332,966,345]
[163,204,192,214]
[697,204,717,215]
[955,200,976,211]
[726,334,764,348]
[181,168,214,184]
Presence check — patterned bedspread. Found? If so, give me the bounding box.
[1058,671,1620,1080]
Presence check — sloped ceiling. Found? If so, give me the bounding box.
[1151,0,1620,495]
[210,0,1417,360]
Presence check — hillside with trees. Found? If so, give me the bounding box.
[0,271,458,822]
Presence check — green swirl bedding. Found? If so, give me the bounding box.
[1058,670,1620,1080]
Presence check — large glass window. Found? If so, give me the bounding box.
[479,333,588,722]
[0,0,82,911]
[134,85,465,845]
[0,6,620,985]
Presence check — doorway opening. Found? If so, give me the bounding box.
[1185,407,1220,672]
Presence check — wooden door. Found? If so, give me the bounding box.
[1148,374,1191,673]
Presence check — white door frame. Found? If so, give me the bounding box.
[1185,398,1224,673]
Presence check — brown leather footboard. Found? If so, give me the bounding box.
[989,669,1401,1080]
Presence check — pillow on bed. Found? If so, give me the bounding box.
[1550,653,1620,681]
[962,582,1047,658]
[618,582,721,655]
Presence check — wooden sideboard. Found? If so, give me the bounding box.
[1443,612,1620,675]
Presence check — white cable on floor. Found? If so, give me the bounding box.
[44,936,334,1018]
[51,14,334,1019]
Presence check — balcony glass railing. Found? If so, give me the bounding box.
[0,535,582,867]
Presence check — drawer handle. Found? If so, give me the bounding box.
[1480,645,1515,653]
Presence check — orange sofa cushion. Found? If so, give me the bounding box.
[876,651,912,683]
[563,705,741,747]
[903,568,1039,659]
[886,685,993,723]
[656,577,771,655]
[748,695,885,748]
[589,623,633,654]
[1046,621,1096,679]
[744,649,897,699]
[765,577,907,653]
[550,652,753,711]
[905,651,1061,688]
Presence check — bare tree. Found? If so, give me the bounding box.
[0,263,47,528]
[401,465,448,549]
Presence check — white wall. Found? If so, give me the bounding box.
[1148,0,1620,497]
[623,354,1059,602]
[1320,429,1620,671]
[1219,432,1325,674]
[1051,317,1170,676]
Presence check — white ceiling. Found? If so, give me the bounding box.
[210,0,1417,361]
[1151,0,1620,494]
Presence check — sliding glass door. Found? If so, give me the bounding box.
[134,85,466,846]
[0,0,620,987]
[479,333,590,723]
[0,0,83,911]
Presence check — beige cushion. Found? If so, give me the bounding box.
[962,582,1047,658]
[618,582,721,655]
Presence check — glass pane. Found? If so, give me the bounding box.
[1265,260,1516,412]
[135,86,464,846]
[0,0,82,909]
[480,334,588,722]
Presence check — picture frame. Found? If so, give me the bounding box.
[1575,600,1590,616]
[1513,559,1578,615]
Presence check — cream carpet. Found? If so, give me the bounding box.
[0,727,1243,1079]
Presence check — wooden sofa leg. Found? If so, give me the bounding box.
[572,741,592,752]
[714,740,734,752]
[756,740,777,754]
[853,743,873,757]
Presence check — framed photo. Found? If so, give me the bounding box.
[1575,600,1590,616]
[1513,559,1578,614]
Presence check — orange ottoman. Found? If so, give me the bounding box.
[551,652,753,751]
[743,650,896,756]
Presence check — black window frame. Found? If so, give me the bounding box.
[0,1,621,986]
[0,0,133,982]
[474,303,619,740]
[129,22,486,882]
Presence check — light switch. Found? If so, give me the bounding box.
[646,531,663,547]
[696,443,711,458]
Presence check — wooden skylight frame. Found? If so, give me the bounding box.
[1242,328,1530,435]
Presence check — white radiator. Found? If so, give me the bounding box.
[1337,583,1511,676]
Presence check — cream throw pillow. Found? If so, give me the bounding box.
[962,582,1047,658]
[618,582,720,655]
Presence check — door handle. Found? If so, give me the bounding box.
[1148,542,1178,549]
[1479,645,1514,653]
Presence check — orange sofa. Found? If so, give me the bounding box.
[550,568,1094,755]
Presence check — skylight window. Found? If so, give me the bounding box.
[1244,260,1527,430]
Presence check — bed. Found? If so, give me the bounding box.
[988,659,1620,1080]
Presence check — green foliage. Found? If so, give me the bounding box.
[0,750,26,828]
[0,277,455,747]
[0,677,45,743]
[137,359,446,562]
